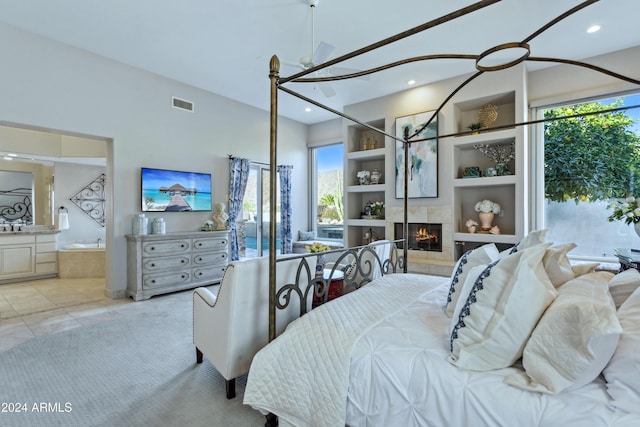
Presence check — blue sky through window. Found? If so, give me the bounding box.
[317,144,343,171]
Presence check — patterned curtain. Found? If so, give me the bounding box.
[277,165,293,254]
[228,157,250,260]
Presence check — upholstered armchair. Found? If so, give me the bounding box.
[193,255,316,399]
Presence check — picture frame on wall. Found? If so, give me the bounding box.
[395,110,439,198]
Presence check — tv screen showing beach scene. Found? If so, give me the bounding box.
[141,167,212,212]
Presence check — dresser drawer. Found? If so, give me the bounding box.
[142,255,190,273]
[142,240,190,256]
[143,270,191,288]
[193,251,228,266]
[193,265,226,282]
[193,237,229,252]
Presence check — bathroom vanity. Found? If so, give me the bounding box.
[126,230,230,301]
[0,230,59,284]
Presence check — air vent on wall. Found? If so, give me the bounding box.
[172,96,194,112]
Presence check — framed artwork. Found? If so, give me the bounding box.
[395,111,439,198]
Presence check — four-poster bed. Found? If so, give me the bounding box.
[245,0,640,425]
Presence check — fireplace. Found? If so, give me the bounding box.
[394,223,442,252]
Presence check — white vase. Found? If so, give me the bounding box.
[478,211,494,231]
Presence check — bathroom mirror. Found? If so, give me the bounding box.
[0,170,35,225]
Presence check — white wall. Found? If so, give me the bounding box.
[0,23,309,298]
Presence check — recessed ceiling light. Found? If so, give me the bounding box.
[587,25,601,33]
[407,79,416,85]
[305,107,312,112]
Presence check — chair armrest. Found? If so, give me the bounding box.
[194,287,217,307]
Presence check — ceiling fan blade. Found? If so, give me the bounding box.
[281,59,304,69]
[313,41,335,64]
[328,66,371,80]
[318,82,336,98]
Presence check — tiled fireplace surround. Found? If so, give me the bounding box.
[385,206,455,277]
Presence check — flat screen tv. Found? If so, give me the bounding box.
[141,167,212,212]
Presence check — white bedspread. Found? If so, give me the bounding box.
[243,273,446,427]
[244,274,640,427]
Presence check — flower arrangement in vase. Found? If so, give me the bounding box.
[306,242,330,275]
[370,201,385,218]
[608,196,640,237]
[473,142,515,175]
[474,199,501,231]
[357,170,370,185]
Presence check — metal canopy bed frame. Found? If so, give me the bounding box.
[266,0,640,343]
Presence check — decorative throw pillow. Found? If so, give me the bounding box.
[445,243,499,317]
[571,262,600,278]
[505,271,621,394]
[449,243,557,371]
[298,230,316,241]
[497,229,548,258]
[542,242,577,288]
[603,286,640,414]
[607,268,640,309]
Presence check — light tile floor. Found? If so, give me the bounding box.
[0,278,133,353]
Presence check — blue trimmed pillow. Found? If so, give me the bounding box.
[298,230,316,241]
[445,243,499,317]
[449,243,557,371]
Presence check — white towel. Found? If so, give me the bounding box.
[58,212,70,230]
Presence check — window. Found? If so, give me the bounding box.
[534,92,640,260]
[310,144,344,241]
[243,164,280,258]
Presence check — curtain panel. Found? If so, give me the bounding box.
[278,165,293,254]
[228,157,250,260]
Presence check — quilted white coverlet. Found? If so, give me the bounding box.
[244,273,640,427]
[244,273,445,427]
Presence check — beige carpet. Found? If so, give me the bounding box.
[0,288,264,427]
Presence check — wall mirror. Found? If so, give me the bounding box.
[0,169,34,225]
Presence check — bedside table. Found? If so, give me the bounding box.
[614,248,640,272]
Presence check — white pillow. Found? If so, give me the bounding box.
[505,271,621,394]
[498,228,548,258]
[571,262,600,278]
[607,268,640,309]
[603,286,640,414]
[542,242,577,288]
[449,243,557,371]
[445,243,499,317]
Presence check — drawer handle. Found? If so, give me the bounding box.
[181,244,186,248]
[181,274,186,279]
[150,263,155,267]
[197,257,203,262]
[181,259,186,264]
[197,243,203,247]
[197,272,202,277]
[150,246,156,251]
[151,279,156,283]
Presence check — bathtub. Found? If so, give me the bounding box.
[58,243,106,279]
[62,243,105,250]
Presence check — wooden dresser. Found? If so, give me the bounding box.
[126,230,229,301]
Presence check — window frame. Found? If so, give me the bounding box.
[308,141,344,242]
[530,88,640,262]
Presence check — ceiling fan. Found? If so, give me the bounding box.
[282,0,366,97]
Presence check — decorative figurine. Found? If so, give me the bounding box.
[213,202,229,230]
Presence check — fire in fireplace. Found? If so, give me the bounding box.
[394,223,442,252]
